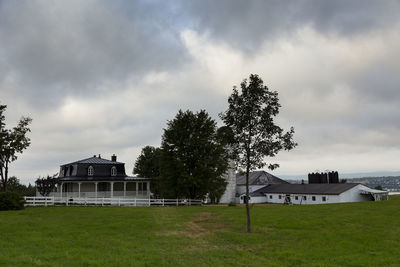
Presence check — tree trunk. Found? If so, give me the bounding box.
[245,165,251,232]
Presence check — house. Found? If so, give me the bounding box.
[41,154,151,198]
[250,183,389,204]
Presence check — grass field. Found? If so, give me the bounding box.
[1,196,400,267]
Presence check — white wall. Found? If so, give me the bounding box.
[263,185,379,205]
[219,159,237,204]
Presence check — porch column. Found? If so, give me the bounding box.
[110,182,114,198]
[94,182,98,198]
[78,182,81,198]
[123,182,127,198]
[60,182,63,197]
[136,182,138,197]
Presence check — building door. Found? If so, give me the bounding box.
[284,194,291,205]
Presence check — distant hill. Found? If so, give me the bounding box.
[347,176,400,191]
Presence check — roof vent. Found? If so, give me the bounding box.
[93,155,96,158]
[98,154,101,158]
[111,154,117,162]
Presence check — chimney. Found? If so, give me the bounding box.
[98,154,101,158]
[111,154,117,162]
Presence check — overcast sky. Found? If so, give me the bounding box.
[1,0,400,184]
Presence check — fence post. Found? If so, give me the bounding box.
[102,198,104,206]
[45,197,47,207]
[189,199,191,206]
[176,199,178,206]
[134,198,136,207]
[148,198,151,207]
[162,199,164,206]
[33,197,36,206]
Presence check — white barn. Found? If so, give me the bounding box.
[250,183,389,205]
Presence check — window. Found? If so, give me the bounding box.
[312,196,316,201]
[88,166,94,176]
[269,195,272,199]
[279,195,282,199]
[111,166,117,176]
[303,196,307,200]
[295,196,298,200]
[322,196,327,202]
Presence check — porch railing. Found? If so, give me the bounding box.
[24,196,203,207]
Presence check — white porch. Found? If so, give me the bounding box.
[45,181,151,199]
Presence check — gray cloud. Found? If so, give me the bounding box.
[1,0,400,182]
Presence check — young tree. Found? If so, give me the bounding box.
[0,104,32,192]
[36,175,58,196]
[133,146,162,196]
[160,110,229,199]
[220,74,297,232]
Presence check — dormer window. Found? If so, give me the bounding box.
[88,166,94,176]
[111,166,117,176]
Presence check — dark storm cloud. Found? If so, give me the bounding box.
[1,0,400,181]
[178,0,400,52]
[0,0,187,106]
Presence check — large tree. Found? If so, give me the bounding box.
[0,104,32,192]
[160,110,229,199]
[133,146,162,196]
[220,74,297,232]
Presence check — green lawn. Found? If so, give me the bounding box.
[1,196,400,267]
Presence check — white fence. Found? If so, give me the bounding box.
[24,196,203,207]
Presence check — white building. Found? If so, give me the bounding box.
[250,183,389,205]
[219,170,289,204]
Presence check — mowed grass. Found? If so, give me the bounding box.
[1,197,400,267]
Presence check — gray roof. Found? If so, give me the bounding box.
[236,171,289,185]
[61,156,124,166]
[251,183,360,196]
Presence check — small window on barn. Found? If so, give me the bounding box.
[303,196,307,200]
[295,196,298,200]
[279,195,282,199]
[322,196,327,202]
[88,166,94,176]
[111,166,117,176]
[312,196,316,201]
[269,195,272,199]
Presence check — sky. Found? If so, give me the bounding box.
[1,0,400,184]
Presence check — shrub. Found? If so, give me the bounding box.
[0,192,25,210]
[228,201,236,207]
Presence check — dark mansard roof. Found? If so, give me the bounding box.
[61,156,124,166]
[58,155,150,182]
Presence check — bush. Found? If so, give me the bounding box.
[228,201,236,207]
[0,192,25,210]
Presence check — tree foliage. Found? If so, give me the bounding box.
[220,74,297,232]
[133,146,162,196]
[160,110,229,199]
[0,104,32,192]
[0,176,36,196]
[36,175,58,196]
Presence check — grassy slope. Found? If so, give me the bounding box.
[0,196,399,267]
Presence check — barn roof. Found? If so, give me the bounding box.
[251,183,360,196]
[236,170,289,185]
